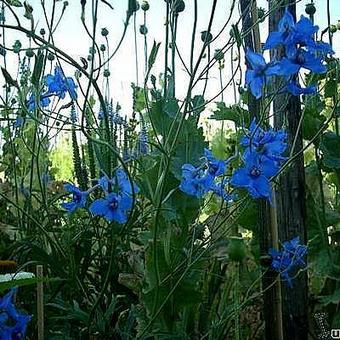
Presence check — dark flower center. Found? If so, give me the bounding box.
[73,193,82,203]
[250,166,261,177]
[110,199,118,209]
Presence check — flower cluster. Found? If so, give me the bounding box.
[0,287,31,339]
[61,169,139,224]
[27,65,77,111]
[269,236,308,287]
[230,119,287,202]
[179,149,232,201]
[246,9,333,98]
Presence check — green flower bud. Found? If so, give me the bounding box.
[139,24,148,35]
[25,48,34,58]
[13,40,22,53]
[47,52,55,61]
[214,49,224,61]
[173,0,185,13]
[40,28,46,35]
[101,27,109,36]
[201,30,213,43]
[330,24,337,34]
[103,69,110,77]
[100,44,106,52]
[305,3,316,15]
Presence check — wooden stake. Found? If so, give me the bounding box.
[36,265,44,340]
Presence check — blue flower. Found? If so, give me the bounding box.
[264,10,318,56]
[279,49,327,76]
[179,164,214,198]
[137,130,149,155]
[245,49,282,99]
[61,183,87,213]
[45,66,77,100]
[286,81,317,96]
[269,236,307,287]
[27,93,51,111]
[204,149,226,176]
[0,287,31,339]
[209,179,234,202]
[241,119,287,162]
[89,192,132,223]
[231,151,278,201]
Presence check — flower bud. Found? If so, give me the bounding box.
[101,27,109,36]
[214,49,224,61]
[103,69,110,77]
[139,24,148,35]
[13,40,22,53]
[173,0,185,13]
[305,3,316,15]
[40,28,46,35]
[201,31,213,43]
[100,44,106,52]
[141,1,149,11]
[25,48,34,58]
[330,24,337,34]
[47,52,55,61]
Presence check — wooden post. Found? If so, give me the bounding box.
[37,265,44,340]
[269,1,309,339]
[239,1,284,339]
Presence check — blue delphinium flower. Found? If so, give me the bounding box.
[262,9,332,97]
[204,149,226,176]
[0,287,31,339]
[45,66,77,100]
[241,119,287,162]
[27,93,51,111]
[264,10,318,56]
[231,151,278,202]
[179,164,215,198]
[245,49,283,99]
[61,183,87,213]
[269,236,307,287]
[286,81,317,96]
[89,192,132,223]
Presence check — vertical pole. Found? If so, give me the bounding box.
[37,265,44,340]
[239,1,283,338]
[269,1,309,339]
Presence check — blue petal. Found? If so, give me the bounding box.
[246,49,266,71]
[264,31,284,49]
[89,198,109,216]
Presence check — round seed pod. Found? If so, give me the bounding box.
[25,48,34,58]
[330,24,337,34]
[305,3,316,15]
[173,0,185,13]
[101,27,109,37]
[201,30,213,43]
[100,44,106,52]
[141,1,149,11]
[103,69,111,77]
[47,52,55,61]
[214,49,224,61]
[139,24,148,35]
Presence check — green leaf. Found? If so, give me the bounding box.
[319,287,340,305]
[1,67,18,87]
[0,277,60,293]
[324,79,337,98]
[320,131,340,169]
[210,102,249,126]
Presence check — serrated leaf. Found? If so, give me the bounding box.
[210,102,249,126]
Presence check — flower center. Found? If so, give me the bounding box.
[250,166,261,177]
[110,199,118,209]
